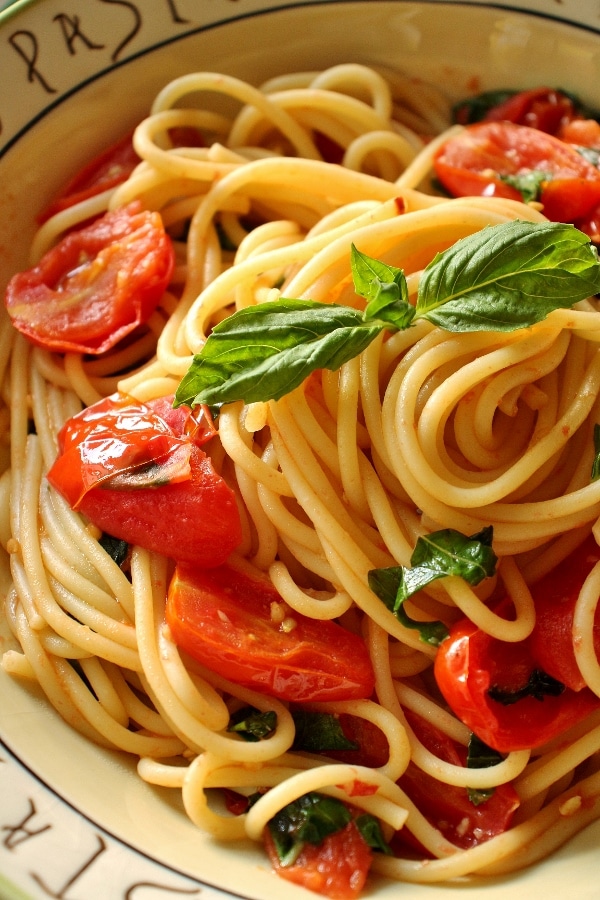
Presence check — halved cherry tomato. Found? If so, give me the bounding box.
[6,201,174,355]
[264,819,372,900]
[434,121,600,223]
[434,600,600,753]
[37,132,140,224]
[329,711,519,851]
[396,709,519,851]
[528,534,600,691]
[165,562,376,702]
[47,393,240,567]
[482,87,580,135]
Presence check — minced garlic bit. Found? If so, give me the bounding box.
[270,601,286,624]
[6,538,20,555]
[559,795,582,817]
[281,616,297,634]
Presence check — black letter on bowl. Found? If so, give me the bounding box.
[53,14,105,55]
[97,0,141,62]
[9,31,57,94]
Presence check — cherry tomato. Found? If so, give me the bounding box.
[264,820,372,900]
[47,393,240,567]
[6,201,174,355]
[330,711,519,851]
[434,121,600,223]
[528,535,600,691]
[434,602,600,753]
[482,87,580,135]
[396,709,519,851]
[37,132,140,224]
[165,562,376,702]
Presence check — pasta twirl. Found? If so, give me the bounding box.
[3,63,600,896]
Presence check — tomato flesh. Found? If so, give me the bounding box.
[264,820,372,900]
[48,393,240,567]
[6,202,174,355]
[165,563,375,702]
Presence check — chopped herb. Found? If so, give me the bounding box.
[267,792,352,866]
[488,668,565,705]
[592,423,600,481]
[227,706,277,742]
[499,170,550,204]
[354,813,393,855]
[99,533,129,568]
[174,221,600,409]
[466,733,505,806]
[292,709,359,753]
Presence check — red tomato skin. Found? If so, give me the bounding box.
[165,563,376,702]
[529,535,600,691]
[264,821,372,900]
[396,709,519,852]
[483,87,578,135]
[331,711,519,852]
[6,202,174,355]
[77,447,240,566]
[434,121,600,222]
[37,132,140,223]
[434,612,600,753]
[48,394,240,567]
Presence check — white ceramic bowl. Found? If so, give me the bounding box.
[2,2,600,899]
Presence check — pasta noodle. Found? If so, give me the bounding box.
[3,62,600,895]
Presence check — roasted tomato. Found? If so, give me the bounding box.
[165,561,375,702]
[434,121,600,223]
[47,393,240,567]
[6,202,174,355]
[434,597,600,753]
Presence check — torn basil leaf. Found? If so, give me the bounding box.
[369,526,497,638]
[267,792,352,866]
[466,733,505,806]
[227,706,277,742]
[292,709,359,753]
[488,668,565,705]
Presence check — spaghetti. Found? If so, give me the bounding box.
[3,64,600,896]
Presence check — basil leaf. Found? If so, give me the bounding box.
[355,814,393,854]
[292,709,359,753]
[175,221,600,409]
[417,220,600,332]
[99,533,129,568]
[466,734,504,805]
[488,668,565,706]
[228,706,277,742]
[351,244,415,329]
[174,299,382,407]
[499,170,550,204]
[592,423,600,482]
[391,526,497,601]
[368,566,449,646]
[268,792,351,866]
